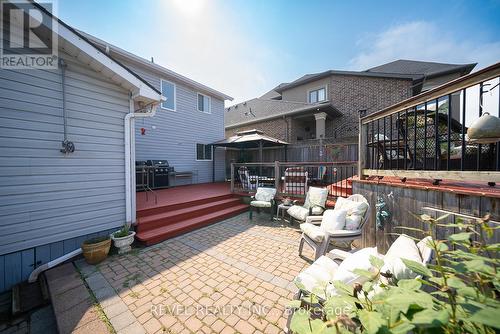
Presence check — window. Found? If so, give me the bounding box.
[196,143,212,161]
[197,93,211,113]
[308,87,326,103]
[160,79,176,111]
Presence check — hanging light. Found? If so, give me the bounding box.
[467,112,500,144]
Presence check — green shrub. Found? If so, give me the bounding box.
[289,214,499,334]
[113,224,131,238]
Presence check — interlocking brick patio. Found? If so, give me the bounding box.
[77,213,315,334]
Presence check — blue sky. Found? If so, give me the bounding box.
[58,0,500,105]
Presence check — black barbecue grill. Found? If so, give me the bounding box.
[146,160,174,189]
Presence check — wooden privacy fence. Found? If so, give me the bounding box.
[353,181,500,253]
[231,161,357,201]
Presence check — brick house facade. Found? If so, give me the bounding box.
[226,74,412,143]
[225,60,475,144]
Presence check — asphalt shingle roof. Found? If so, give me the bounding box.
[225,98,310,126]
[259,83,288,100]
[365,59,476,77]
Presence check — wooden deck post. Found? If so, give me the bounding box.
[259,140,263,176]
[274,161,280,194]
[358,119,367,180]
[230,163,235,193]
[212,145,215,183]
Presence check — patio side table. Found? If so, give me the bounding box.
[276,203,292,223]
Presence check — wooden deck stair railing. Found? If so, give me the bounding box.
[359,62,500,185]
[230,161,357,203]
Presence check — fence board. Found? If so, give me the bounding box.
[353,181,499,251]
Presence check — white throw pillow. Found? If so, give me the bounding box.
[332,247,381,286]
[381,234,423,281]
[345,215,362,230]
[335,197,368,230]
[321,209,348,233]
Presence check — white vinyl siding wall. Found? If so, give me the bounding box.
[0,51,130,256]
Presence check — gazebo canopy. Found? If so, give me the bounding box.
[212,129,289,149]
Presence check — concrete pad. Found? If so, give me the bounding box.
[56,299,96,334]
[51,285,91,315]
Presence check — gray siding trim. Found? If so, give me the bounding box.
[0,228,116,293]
[0,51,130,256]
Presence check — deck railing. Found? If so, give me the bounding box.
[230,161,357,201]
[359,62,500,184]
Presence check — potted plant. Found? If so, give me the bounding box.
[81,236,111,265]
[110,224,136,254]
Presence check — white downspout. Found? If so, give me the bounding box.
[125,97,157,227]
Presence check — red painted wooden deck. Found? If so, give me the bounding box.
[136,182,233,211]
[135,182,248,245]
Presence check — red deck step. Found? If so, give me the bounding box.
[137,193,235,218]
[136,204,249,245]
[136,197,243,233]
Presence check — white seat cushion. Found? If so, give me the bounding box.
[300,223,326,242]
[250,200,272,208]
[333,247,381,286]
[311,206,324,215]
[288,205,309,221]
[381,234,423,281]
[294,255,339,298]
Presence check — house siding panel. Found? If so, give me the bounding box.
[118,58,226,183]
[281,77,330,103]
[0,227,116,293]
[0,52,129,263]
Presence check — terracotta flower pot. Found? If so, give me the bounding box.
[81,237,111,265]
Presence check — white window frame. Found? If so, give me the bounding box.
[160,79,176,111]
[197,93,211,114]
[195,143,213,161]
[308,86,327,103]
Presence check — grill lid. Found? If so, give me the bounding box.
[146,160,169,167]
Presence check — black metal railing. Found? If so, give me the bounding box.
[359,63,500,184]
[230,161,357,202]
